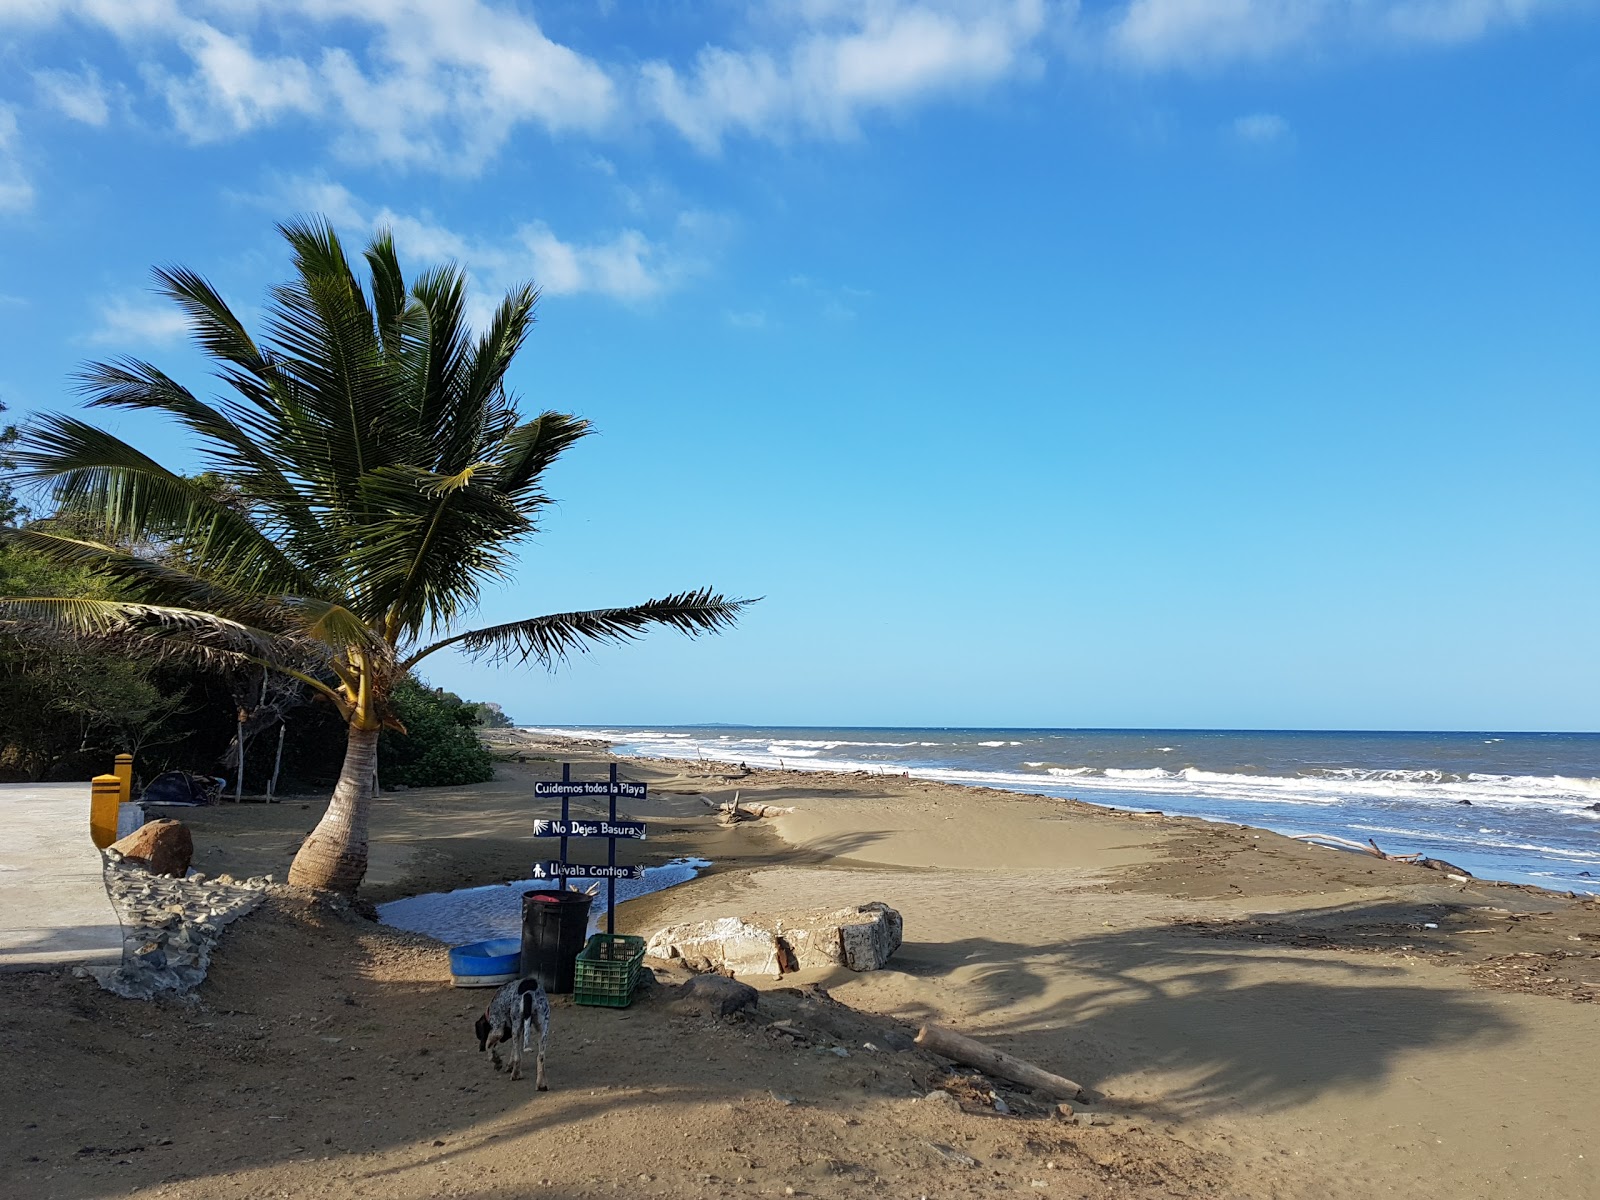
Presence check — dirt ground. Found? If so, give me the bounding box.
[4,734,1599,1199]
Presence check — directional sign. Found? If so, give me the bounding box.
[529,860,645,881]
[533,818,647,840]
[534,780,648,800]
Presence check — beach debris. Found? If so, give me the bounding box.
[700,792,796,823]
[914,1023,1088,1103]
[667,972,759,1017]
[1290,833,1474,878]
[109,819,195,878]
[646,903,902,977]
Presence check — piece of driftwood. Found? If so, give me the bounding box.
[699,792,796,821]
[1291,834,1474,878]
[914,1023,1087,1103]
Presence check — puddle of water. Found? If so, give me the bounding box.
[376,857,711,946]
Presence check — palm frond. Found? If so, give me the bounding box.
[12,414,318,594]
[2,527,283,624]
[407,589,757,671]
[0,595,285,657]
[265,217,396,500]
[493,411,591,500]
[363,229,410,357]
[73,356,326,560]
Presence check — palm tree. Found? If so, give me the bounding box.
[0,218,752,893]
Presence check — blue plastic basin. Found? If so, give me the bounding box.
[449,937,521,986]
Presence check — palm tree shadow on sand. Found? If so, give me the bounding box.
[884,901,1520,1118]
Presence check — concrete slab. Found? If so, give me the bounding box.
[0,782,124,972]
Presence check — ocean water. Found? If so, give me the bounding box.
[524,726,1600,894]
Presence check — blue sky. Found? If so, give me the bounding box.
[1,1,1597,730]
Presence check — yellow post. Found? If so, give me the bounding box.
[113,754,133,806]
[90,774,121,850]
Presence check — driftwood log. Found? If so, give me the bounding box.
[914,1023,1088,1103]
[699,792,796,821]
[1291,834,1473,878]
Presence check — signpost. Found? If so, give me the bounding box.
[533,762,648,936]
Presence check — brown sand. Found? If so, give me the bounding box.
[4,731,1599,1199]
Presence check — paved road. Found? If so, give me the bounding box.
[0,782,124,972]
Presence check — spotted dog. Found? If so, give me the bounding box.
[474,977,551,1087]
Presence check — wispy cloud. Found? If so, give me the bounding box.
[12,0,617,172]
[1231,111,1291,144]
[1105,0,1565,68]
[725,308,769,330]
[259,176,715,310]
[90,298,190,346]
[642,1,1048,151]
[788,271,870,321]
[0,106,34,213]
[0,1,1584,170]
[34,66,113,126]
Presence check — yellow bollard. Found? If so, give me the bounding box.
[90,774,121,850]
[113,754,133,806]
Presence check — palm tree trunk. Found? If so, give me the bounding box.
[287,722,378,893]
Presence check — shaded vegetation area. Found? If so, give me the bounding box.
[0,403,505,790]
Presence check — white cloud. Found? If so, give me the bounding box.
[0,1,1585,165]
[1232,111,1290,143]
[643,0,1048,151]
[1109,0,1331,67]
[0,106,34,213]
[8,0,617,171]
[258,177,704,307]
[1381,0,1547,44]
[90,298,190,345]
[34,66,112,125]
[1105,0,1569,68]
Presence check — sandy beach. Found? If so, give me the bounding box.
[5,730,1599,1200]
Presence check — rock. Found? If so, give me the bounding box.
[922,1090,960,1111]
[930,1143,977,1167]
[1055,1102,1075,1119]
[646,917,786,977]
[782,902,903,971]
[109,820,194,878]
[645,902,903,978]
[667,972,759,1018]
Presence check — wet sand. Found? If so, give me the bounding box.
[4,730,1598,1199]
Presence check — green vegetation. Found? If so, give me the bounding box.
[381,679,497,788]
[2,398,514,788]
[0,219,750,892]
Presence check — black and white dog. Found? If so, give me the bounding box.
[474,978,551,1088]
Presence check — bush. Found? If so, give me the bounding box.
[380,677,496,788]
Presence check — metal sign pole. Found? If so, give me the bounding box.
[607,762,618,937]
[559,762,570,892]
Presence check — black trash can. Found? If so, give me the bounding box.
[521,889,594,994]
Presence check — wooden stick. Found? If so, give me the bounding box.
[914,1024,1088,1102]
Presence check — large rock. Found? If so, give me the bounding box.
[784,902,903,971]
[646,902,902,978]
[109,819,193,878]
[645,917,786,977]
[667,972,759,1018]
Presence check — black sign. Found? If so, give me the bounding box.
[530,860,645,881]
[534,780,648,799]
[533,818,647,840]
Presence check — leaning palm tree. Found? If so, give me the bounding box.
[0,218,751,893]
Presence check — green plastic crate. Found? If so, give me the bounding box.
[573,933,646,1008]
